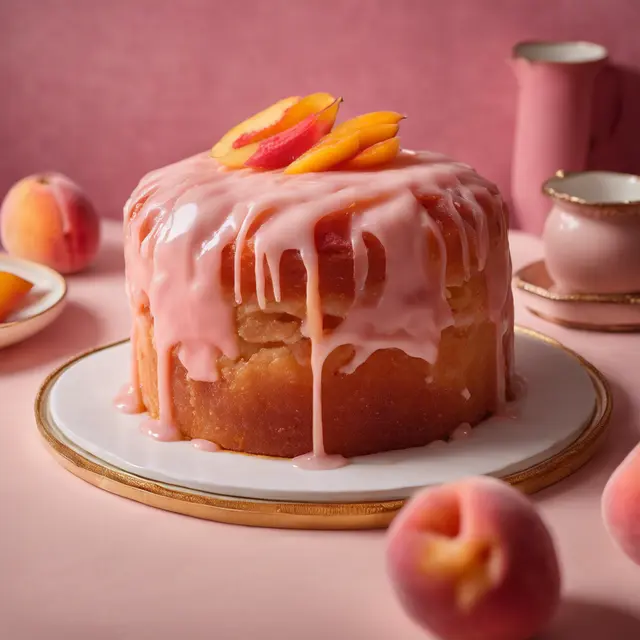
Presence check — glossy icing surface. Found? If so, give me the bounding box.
[121,149,511,466]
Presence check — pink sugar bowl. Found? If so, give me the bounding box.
[542,170,640,295]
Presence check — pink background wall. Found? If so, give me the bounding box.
[2,0,640,228]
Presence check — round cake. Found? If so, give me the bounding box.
[118,96,514,468]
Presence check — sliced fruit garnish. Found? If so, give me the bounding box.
[233,92,337,149]
[354,123,399,149]
[340,136,401,169]
[211,96,300,158]
[215,142,260,169]
[0,271,34,322]
[284,130,360,175]
[218,99,342,170]
[331,111,405,136]
[211,97,405,173]
[211,93,340,159]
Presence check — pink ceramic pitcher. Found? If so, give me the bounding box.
[510,41,608,235]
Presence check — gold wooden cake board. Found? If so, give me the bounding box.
[36,326,612,530]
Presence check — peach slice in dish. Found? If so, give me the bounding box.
[0,254,67,348]
[0,271,33,322]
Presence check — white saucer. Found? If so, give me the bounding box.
[41,328,605,504]
[0,254,67,349]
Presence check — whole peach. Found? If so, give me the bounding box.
[0,172,100,274]
[602,443,640,565]
[386,476,561,640]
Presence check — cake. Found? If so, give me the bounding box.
[117,93,514,469]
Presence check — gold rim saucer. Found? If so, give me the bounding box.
[35,327,612,530]
[514,261,640,333]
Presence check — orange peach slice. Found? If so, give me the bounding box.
[212,93,339,159]
[215,142,260,169]
[284,131,360,175]
[0,271,33,322]
[263,92,337,136]
[356,123,400,150]
[341,136,401,169]
[217,99,342,170]
[211,96,300,158]
[331,111,405,136]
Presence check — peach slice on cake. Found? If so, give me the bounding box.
[284,117,401,174]
[211,97,404,173]
[356,123,400,149]
[331,111,405,136]
[341,136,401,169]
[212,93,338,160]
[0,271,33,322]
[284,130,361,175]
[211,96,300,158]
[216,98,342,170]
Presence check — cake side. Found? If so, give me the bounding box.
[122,149,514,459]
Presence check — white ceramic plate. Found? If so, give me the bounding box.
[0,254,67,349]
[45,330,600,503]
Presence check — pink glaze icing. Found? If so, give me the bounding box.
[191,439,221,452]
[450,422,473,440]
[113,383,144,414]
[121,149,511,468]
[139,418,182,442]
[292,452,348,470]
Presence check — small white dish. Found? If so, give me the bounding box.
[41,329,605,503]
[514,260,640,332]
[0,253,67,349]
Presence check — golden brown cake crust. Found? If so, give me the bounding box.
[124,150,514,458]
[136,313,509,458]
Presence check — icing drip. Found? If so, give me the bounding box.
[191,439,221,452]
[451,422,473,440]
[495,373,528,420]
[120,150,511,465]
[139,417,182,442]
[292,451,348,470]
[113,383,144,414]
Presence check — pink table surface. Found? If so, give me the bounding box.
[2,220,640,640]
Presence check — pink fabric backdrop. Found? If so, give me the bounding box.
[2,0,640,227]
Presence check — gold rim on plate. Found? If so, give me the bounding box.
[35,326,613,530]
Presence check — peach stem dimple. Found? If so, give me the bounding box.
[420,537,498,612]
